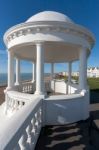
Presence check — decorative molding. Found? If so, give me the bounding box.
[4,22,94,48]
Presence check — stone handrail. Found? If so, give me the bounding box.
[0,97,42,150]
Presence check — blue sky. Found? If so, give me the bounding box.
[0,0,99,73]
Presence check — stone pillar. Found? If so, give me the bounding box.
[50,63,54,80]
[68,62,72,83]
[79,47,87,90]
[7,50,14,89]
[32,63,36,82]
[35,42,44,95]
[15,58,20,85]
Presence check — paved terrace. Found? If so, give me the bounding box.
[0,87,99,150]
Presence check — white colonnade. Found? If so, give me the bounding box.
[32,63,36,82]
[15,58,20,85]
[79,47,87,90]
[7,50,14,90]
[35,43,45,95]
[50,63,54,80]
[68,62,72,83]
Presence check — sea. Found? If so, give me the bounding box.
[0,73,50,86]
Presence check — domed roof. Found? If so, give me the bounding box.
[26,11,73,23]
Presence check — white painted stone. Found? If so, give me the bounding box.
[35,43,45,95]
[68,62,72,83]
[32,63,36,82]
[15,58,20,85]
[79,47,87,90]
[7,51,14,90]
[44,91,89,125]
[50,63,54,79]
[1,11,95,149]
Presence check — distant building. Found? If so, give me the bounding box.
[60,67,99,78]
[87,67,99,78]
[60,71,79,77]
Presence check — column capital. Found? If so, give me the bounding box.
[15,57,20,60]
[81,46,87,49]
[8,49,14,56]
[35,41,45,46]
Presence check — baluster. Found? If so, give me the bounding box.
[37,108,42,127]
[34,113,38,135]
[14,100,19,110]
[37,111,40,129]
[30,85,32,92]
[5,94,9,114]
[31,118,36,137]
[25,86,26,93]
[8,98,11,108]
[8,98,13,112]
[27,85,29,93]
[23,86,25,93]
[19,131,28,150]
[26,122,34,149]
[12,100,16,111]
[26,85,28,93]
[29,85,30,92]
[22,86,24,92]
[19,101,23,108]
[14,143,20,150]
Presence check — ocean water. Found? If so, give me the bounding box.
[0,73,50,86]
[0,73,32,86]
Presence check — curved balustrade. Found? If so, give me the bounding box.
[13,81,36,94]
[50,79,79,94]
[5,91,32,115]
[0,97,42,150]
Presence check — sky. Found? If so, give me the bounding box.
[0,0,99,73]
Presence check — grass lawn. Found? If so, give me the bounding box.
[72,76,99,90]
[88,78,99,90]
[55,75,99,90]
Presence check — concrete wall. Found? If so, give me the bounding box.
[44,92,89,125]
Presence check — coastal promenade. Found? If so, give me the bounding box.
[0,86,6,105]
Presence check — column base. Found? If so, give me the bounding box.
[35,91,47,97]
[4,87,12,93]
[31,80,35,83]
[35,91,45,95]
[15,82,20,86]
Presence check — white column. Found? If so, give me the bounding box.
[35,42,44,95]
[15,58,20,85]
[79,47,87,90]
[50,63,54,80]
[7,50,14,90]
[68,62,72,83]
[32,63,36,82]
